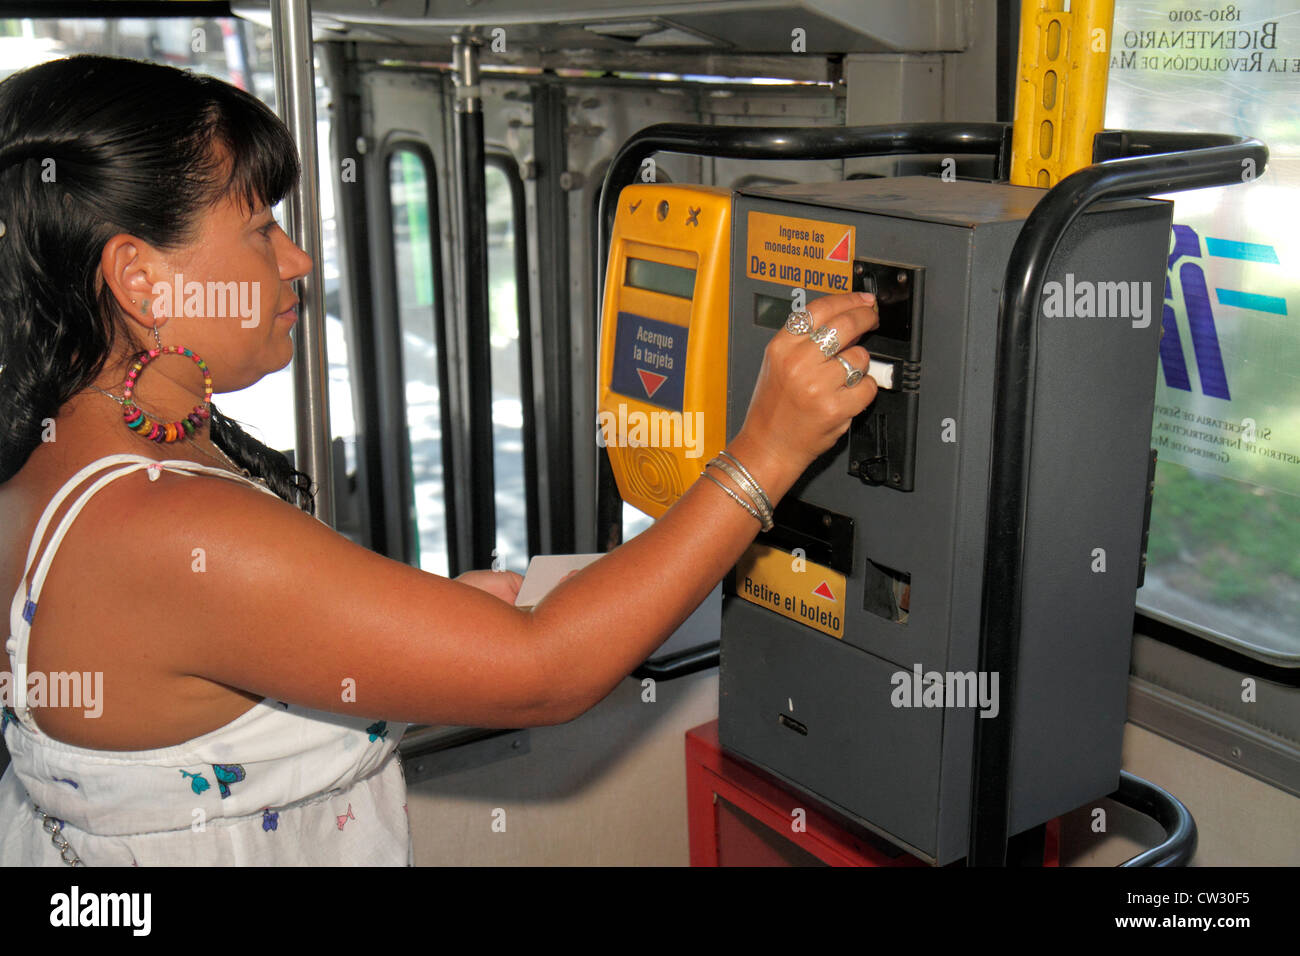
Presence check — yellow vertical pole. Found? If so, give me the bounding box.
[1010,0,1116,188]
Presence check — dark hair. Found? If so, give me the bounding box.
[0,55,313,512]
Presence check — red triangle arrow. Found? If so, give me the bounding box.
[637,368,668,398]
[826,231,851,262]
[813,581,835,601]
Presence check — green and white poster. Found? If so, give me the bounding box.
[1106,1,1299,655]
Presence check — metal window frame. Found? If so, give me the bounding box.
[526,80,576,556]
[0,1,233,14]
[1129,616,1300,797]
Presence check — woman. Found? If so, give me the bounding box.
[0,55,879,865]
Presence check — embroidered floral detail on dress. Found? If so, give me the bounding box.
[179,770,210,795]
[51,777,79,789]
[337,803,355,830]
[212,764,246,799]
[262,808,279,831]
[366,720,388,742]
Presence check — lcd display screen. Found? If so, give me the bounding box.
[625,257,696,299]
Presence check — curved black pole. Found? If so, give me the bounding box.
[1112,769,1198,867]
[969,132,1267,866]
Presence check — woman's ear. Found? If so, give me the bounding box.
[100,234,169,332]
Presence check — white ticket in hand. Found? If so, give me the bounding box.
[514,553,604,608]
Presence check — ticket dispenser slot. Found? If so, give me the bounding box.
[848,259,923,491]
[598,184,732,517]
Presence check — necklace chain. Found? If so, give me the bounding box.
[90,384,266,488]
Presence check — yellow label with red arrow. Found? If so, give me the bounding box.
[734,542,845,639]
[745,211,855,294]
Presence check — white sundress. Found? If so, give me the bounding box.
[1,454,411,865]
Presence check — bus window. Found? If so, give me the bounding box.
[1106,0,1300,667]
[388,148,450,575]
[485,160,533,568]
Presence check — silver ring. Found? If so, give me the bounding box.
[784,311,813,335]
[836,356,865,388]
[809,325,840,357]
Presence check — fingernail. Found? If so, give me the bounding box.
[859,292,876,306]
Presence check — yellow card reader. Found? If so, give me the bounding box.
[597,184,732,518]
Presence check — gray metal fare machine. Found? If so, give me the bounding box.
[722,177,1168,865]
[596,126,1265,865]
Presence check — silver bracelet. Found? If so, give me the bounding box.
[707,457,774,531]
[700,470,769,530]
[717,450,773,515]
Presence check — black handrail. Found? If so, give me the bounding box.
[597,122,1014,316]
[969,131,1267,867]
[1113,770,1198,867]
[631,644,722,682]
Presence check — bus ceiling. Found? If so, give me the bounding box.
[228,0,973,58]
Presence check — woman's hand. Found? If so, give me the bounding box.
[729,291,881,500]
[456,569,524,605]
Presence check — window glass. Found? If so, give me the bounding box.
[485,163,530,570]
[1106,0,1300,663]
[389,149,449,574]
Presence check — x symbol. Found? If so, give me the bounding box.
[686,206,701,226]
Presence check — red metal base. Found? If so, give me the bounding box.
[686,719,1060,867]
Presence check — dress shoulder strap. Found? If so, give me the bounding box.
[5,454,280,732]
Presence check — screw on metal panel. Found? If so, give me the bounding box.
[559,170,584,191]
[1230,746,1242,759]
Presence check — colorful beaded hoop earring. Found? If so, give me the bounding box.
[121,346,213,443]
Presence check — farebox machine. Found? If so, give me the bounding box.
[598,177,1173,864]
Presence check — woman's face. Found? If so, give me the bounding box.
[147,191,313,394]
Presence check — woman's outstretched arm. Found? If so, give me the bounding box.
[138,292,879,727]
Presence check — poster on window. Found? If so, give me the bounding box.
[1106,1,1299,496]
